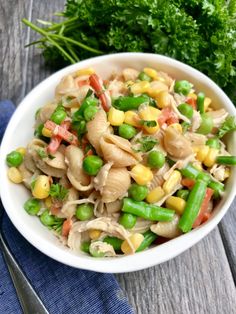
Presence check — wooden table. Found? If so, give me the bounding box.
[1,1,236,313]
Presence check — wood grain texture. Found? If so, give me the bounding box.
[116,229,236,314]
[219,199,236,283]
[1,1,236,314]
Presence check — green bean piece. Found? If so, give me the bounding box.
[24,198,41,215]
[197,92,205,114]
[6,151,23,167]
[216,156,236,165]
[82,155,103,176]
[128,183,148,201]
[181,163,224,198]
[178,103,194,119]
[103,236,123,251]
[80,241,90,253]
[197,113,213,135]
[122,198,175,222]
[119,213,137,229]
[76,203,94,221]
[147,150,165,169]
[138,72,152,82]
[206,137,220,149]
[181,164,199,179]
[174,80,192,96]
[197,172,210,184]
[136,230,157,252]
[178,180,207,233]
[176,189,189,201]
[208,181,224,199]
[119,124,137,139]
[113,95,150,111]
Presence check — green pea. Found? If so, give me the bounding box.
[83,106,98,121]
[40,209,55,226]
[138,72,152,82]
[128,183,148,201]
[24,198,41,215]
[174,80,192,96]
[89,244,105,257]
[80,241,90,253]
[118,124,137,139]
[6,151,23,167]
[176,189,189,201]
[50,109,67,125]
[103,236,122,251]
[181,121,190,133]
[147,150,165,169]
[76,203,94,221]
[206,137,220,149]
[83,155,103,176]
[197,113,213,135]
[178,103,194,119]
[119,213,137,229]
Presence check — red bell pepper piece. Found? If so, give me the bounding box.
[193,188,214,228]
[61,218,73,237]
[186,97,197,110]
[45,120,78,154]
[158,107,178,127]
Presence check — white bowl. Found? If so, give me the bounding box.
[0,53,235,273]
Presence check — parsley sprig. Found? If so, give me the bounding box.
[49,184,68,201]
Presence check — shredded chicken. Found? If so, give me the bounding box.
[208,109,228,128]
[191,110,202,132]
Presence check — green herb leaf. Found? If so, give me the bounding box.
[140,120,157,127]
[217,116,236,138]
[49,184,68,201]
[135,136,158,153]
[37,148,47,158]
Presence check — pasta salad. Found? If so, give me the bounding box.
[6,66,236,257]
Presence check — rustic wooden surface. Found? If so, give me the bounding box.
[1,1,236,313]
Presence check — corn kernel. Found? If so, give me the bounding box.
[45,197,52,208]
[32,175,50,199]
[148,106,161,119]
[169,123,182,133]
[163,170,182,194]
[203,148,218,167]
[130,81,150,95]
[224,168,230,180]
[108,107,125,126]
[130,164,153,185]
[188,93,197,100]
[147,81,168,99]
[7,167,23,184]
[121,233,144,254]
[124,111,140,127]
[146,187,165,203]
[143,67,158,79]
[42,127,53,138]
[89,229,102,240]
[16,147,26,156]
[139,106,160,134]
[166,196,186,215]
[204,97,212,111]
[155,91,170,108]
[196,145,210,162]
[76,67,95,76]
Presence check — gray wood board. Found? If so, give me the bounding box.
[1,1,236,313]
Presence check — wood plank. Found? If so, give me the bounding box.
[219,199,236,282]
[2,1,236,314]
[116,229,236,314]
[0,0,32,105]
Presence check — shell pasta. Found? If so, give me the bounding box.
[6,66,236,257]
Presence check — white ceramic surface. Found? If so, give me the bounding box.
[0,53,235,273]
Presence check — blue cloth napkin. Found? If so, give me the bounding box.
[0,100,133,314]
